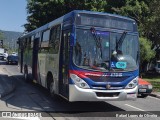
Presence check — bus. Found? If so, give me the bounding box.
[17,10,139,102]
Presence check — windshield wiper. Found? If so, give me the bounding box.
[136,50,139,64]
[115,31,127,51]
[90,27,102,58]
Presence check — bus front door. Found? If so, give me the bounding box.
[59,30,70,99]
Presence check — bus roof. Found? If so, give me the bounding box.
[20,10,136,39]
[73,10,135,21]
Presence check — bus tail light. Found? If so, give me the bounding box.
[125,77,138,89]
[70,74,90,89]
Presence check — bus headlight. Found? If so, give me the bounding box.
[70,74,90,89]
[125,77,138,89]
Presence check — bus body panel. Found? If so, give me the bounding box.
[69,85,137,101]
[38,53,47,87]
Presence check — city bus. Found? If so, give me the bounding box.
[17,10,139,101]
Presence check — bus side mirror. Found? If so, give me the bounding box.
[70,33,75,46]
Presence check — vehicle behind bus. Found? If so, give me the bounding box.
[17,10,139,102]
[0,48,4,60]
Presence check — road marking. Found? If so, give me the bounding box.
[10,117,40,120]
[148,96,160,101]
[125,103,160,117]
[125,104,145,111]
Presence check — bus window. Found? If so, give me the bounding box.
[41,29,50,48]
[27,37,31,49]
[49,25,61,54]
[31,35,34,48]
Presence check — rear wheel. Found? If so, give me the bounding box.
[47,74,59,100]
[47,75,54,95]
[24,66,29,82]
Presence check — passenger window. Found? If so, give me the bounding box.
[41,29,50,48]
[49,25,61,54]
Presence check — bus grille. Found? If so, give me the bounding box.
[87,76,129,82]
[96,92,120,97]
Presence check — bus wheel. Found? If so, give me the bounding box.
[24,66,29,82]
[47,75,55,96]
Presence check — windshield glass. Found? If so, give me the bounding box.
[110,32,139,71]
[73,29,139,72]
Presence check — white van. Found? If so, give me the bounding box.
[0,48,4,60]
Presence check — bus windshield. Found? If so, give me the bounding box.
[73,28,139,72]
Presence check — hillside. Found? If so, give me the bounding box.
[0,30,22,49]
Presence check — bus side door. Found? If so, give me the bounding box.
[59,30,70,99]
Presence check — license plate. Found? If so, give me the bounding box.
[139,89,146,92]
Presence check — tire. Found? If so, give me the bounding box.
[47,75,54,95]
[141,94,148,98]
[47,74,59,100]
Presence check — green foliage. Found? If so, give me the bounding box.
[64,0,106,12]
[139,37,155,63]
[25,0,106,32]
[143,0,160,49]
[0,32,4,40]
[25,0,65,31]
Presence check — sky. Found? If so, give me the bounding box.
[0,0,27,32]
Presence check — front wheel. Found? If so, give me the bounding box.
[47,75,59,100]
[49,81,55,95]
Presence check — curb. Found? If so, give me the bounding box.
[149,93,160,99]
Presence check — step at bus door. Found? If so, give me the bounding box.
[59,30,70,99]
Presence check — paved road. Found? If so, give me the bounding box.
[0,63,160,120]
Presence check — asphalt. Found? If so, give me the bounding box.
[0,68,15,98]
[0,65,160,99]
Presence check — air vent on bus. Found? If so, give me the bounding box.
[96,92,120,97]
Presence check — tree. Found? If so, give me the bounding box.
[139,37,155,72]
[25,0,65,32]
[0,32,4,47]
[25,0,106,32]
[142,0,160,60]
[0,32,4,40]
[64,0,106,12]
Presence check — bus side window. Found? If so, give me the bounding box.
[28,37,31,49]
[31,35,34,48]
[40,29,50,53]
[23,38,27,49]
[49,25,61,54]
[20,39,24,50]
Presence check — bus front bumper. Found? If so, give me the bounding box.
[69,85,138,102]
